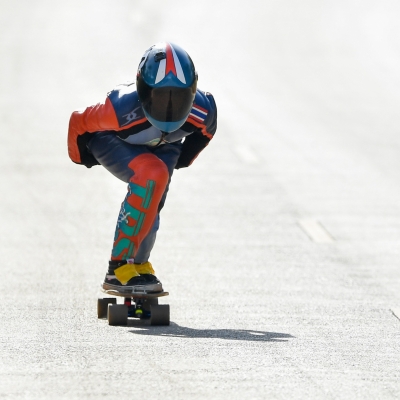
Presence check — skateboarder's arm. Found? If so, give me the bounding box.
[67,98,119,166]
[175,91,217,169]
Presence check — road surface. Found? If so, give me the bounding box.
[1,0,399,398]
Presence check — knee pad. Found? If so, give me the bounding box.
[128,154,169,189]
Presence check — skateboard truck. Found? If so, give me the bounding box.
[124,297,146,318]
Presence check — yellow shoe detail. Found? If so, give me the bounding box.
[114,263,140,284]
[134,261,155,275]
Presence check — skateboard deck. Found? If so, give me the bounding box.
[101,287,169,299]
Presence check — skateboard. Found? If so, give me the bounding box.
[97,286,170,326]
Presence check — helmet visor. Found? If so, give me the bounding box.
[138,83,196,123]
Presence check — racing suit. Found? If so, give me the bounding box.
[68,82,217,262]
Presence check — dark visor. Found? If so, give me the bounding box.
[138,83,196,123]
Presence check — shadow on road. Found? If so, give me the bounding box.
[128,322,294,342]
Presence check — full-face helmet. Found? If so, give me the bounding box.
[136,42,197,132]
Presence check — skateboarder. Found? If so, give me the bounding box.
[68,42,217,293]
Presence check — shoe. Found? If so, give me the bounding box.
[134,261,163,292]
[102,260,163,294]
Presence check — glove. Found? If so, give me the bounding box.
[80,151,100,168]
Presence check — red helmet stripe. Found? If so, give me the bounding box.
[165,43,177,76]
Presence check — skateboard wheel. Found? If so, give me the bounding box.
[97,298,116,319]
[108,304,128,326]
[150,304,170,326]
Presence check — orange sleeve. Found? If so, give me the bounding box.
[67,97,119,163]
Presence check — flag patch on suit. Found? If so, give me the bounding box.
[189,105,208,122]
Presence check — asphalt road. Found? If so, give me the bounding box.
[1,0,400,399]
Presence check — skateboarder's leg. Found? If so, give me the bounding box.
[110,152,169,261]
[133,143,182,263]
[133,215,159,263]
[88,132,181,291]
